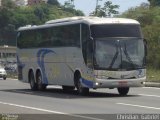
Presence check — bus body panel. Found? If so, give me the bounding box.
[17,47,94,86]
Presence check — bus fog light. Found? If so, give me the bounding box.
[141,82,145,84]
[95,82,99,86]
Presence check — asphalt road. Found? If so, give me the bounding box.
[0,78,160,120]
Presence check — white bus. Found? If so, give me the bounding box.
[17,17,147,95]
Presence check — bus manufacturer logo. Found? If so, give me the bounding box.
[121,75,128,79]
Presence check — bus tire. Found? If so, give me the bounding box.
[62,86,75,91]
[3,76,6,80]
[76,74,89,95]
[29,71,38,91]
[36,71,46,91]
[117,87,129,96]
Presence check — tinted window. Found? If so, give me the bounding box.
[17,24,80,49]
[82,24,88,64]
[81,24,93,68]
[17,30,36,48]
[91,24,142,38]
[62,25,80,47]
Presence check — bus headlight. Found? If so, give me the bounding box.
[137,69,146,78]
[95,82,99,86]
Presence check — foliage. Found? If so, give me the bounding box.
[47,0,60,6]
[120,3,160,69]
[0,0,16,45]
[147,67,160,82]
[0,0,84,46]
[64,0,75,9]
[63,0,83,16]
[90,1,119,17]
[148,0,160,7]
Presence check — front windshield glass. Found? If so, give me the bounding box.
[91,24,142,38]
[94,38,145,70]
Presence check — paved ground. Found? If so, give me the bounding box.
[0,78,160,120]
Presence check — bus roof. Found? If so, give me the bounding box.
[46,16,140,25]
[18,17,140,31]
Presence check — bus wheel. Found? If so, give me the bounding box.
[29,71,37,91]
[36,72,46,91]
[62,86,75,91]
[3,77,6,80]
[117,87,129,96]
[76,75,89,95]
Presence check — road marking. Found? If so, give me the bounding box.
[139,94,160,98]
[0,101,104,120]
[143,87,160,90]
[117,103,160,110]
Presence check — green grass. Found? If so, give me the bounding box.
[147,67,160,82]
[7,72,18,79]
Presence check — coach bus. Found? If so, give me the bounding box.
[16,17,147,95]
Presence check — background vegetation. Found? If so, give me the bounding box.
[0,0,84,46]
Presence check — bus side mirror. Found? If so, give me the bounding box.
[144,39,147,56]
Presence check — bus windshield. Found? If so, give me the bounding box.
[94,38,145,70]
[91,24,142,38]
[91,24,145,71]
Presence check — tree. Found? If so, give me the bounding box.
[63,0,84,16]
[90,1,119,17]
[102,1,119,17]
[1,0,16,9]
[34,4,49,22]
[64,0,75,9]
[0,0,84,46]
[0,0,16,45]
[47,0,60,6]
[148,0,160,7]
[120,3,150,27]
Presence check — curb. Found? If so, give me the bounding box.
[7,78,18,80]
[145,82,160,88]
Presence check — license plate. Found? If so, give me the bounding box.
[118,81,128,86]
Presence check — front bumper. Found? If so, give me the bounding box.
[0,74,7,78]
[93,77,146,88]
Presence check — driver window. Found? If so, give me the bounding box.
[81,24,93,68]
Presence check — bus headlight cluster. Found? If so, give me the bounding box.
[137,70,145,78]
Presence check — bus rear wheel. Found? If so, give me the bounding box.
[36,72,47,91]
[29,71,37,91]
[117,87,129,96]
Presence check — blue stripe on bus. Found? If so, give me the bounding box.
[17,55,25,68]
[81,78,94,88]
[37,49,56,85]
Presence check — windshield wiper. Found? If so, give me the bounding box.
[109,44,119,69]
[123,43,136,69]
